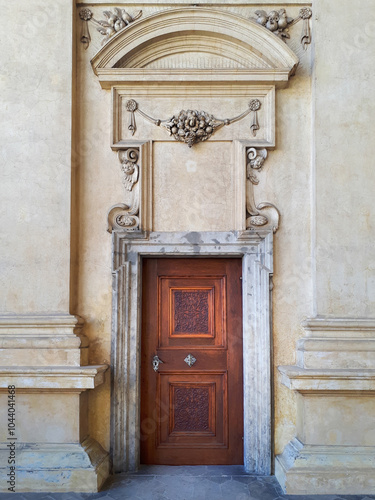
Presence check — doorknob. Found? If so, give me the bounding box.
[152,355,164,372]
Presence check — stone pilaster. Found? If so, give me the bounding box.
[0,315,109,492]
[276,318,375,495]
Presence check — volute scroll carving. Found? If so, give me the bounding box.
[246,148,280,233]
[107,148,140,233]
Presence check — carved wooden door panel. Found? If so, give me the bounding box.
[141,258,243,465]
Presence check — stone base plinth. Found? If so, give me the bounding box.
[276,438,375,495]
[0,438,110,492]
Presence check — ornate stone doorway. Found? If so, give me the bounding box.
[109,230,273,474]
[87,5,299,477]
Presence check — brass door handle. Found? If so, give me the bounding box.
[152,355,164,372]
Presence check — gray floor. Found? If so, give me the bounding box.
[2,466,375,500]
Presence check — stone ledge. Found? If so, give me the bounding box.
[0,365,108,392]
[278,365,375,392]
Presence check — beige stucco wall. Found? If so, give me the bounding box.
[0,0,73,313]
[1,0,374,473]
[314,0,375,317]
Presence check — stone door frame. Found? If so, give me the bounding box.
[110,229,273,475]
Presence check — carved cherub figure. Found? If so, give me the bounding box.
[119,154,139,192]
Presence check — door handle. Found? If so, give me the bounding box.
[152,355,164,372]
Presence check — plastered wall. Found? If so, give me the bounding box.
[0,0,73,313]
[1,0,374,463]
[313,0,375,317]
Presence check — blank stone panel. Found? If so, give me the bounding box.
[152,141,234,231]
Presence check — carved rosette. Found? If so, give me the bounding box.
[107,148,140,233]
[246,148,280,232]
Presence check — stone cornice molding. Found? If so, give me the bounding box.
[0,365,108,392]
[278,366,375,394]
[302,317,375,337]
[91,7,299,86]
[0,313,83,335]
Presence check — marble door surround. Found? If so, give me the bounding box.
[109,230,274,474]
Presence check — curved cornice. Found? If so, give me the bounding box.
[90,7,299,87]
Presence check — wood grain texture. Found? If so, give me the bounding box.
[141,258,243,465]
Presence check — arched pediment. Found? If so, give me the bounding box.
[91,7,299,88]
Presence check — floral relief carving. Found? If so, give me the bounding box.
[253,7,312,50]
[164,110,222,148]
[125,99,262,147]
[173,290,210,334]
[79,7,142,49]
[173,386,210,432]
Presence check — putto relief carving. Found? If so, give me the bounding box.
[252,7,312,50]
[119,148,139,192]
[246,148,280,232]
[107,148,140,232]
[79,7,142,49]
[125,99,262,147]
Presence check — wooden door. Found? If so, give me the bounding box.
[141,258,243,465]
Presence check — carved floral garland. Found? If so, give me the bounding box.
[253,7,312,50]
[125,99,262,147]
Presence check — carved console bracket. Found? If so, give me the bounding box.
[252,7,312,50]
[246,147,280,233]
[126,99,262,147]
[79,7,142,49]
[107,148,140,233]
